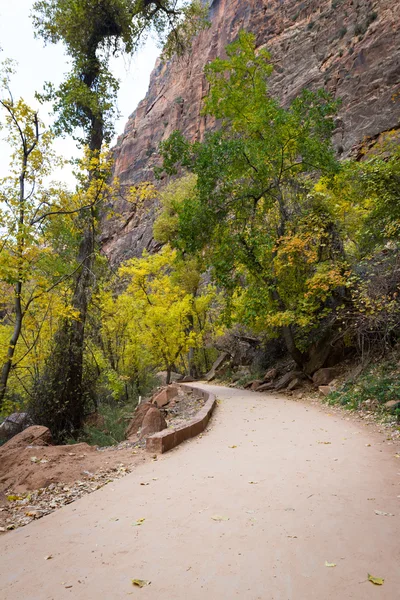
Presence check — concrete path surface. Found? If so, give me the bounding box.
[0,384,399,599]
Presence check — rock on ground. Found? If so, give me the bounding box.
[312,368,340,386]
[2,426,53,450]
[125,403,154,439]
[139,406,167,439]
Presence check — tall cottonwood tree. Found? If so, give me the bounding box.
[31,0,208,437]
[159,32,344,373]
[0,63,87,408]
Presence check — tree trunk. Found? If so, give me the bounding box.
[0,283,23,405]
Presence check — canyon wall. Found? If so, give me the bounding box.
[102,0,400,264]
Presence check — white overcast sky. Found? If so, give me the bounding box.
[0,0,160,187]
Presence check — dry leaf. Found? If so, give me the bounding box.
[248,481,258,485]
[211,515,229,521]
[133,518,145,526]
[132,579,151,588]
[140,482,149,486]
[317,441,331,445]
[325,561,336,567]
[368,574,384,585]
[7,495,23,502]
[228,445,237,449]
[44,555,53,560]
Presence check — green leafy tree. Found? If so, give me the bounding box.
[159,31,345,372]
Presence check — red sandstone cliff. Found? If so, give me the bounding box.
[102,0,400,264]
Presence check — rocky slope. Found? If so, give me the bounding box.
[102,0,400,264]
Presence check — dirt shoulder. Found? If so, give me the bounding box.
[0,386,207,532]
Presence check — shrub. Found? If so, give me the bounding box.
[75,402,138,447]
[327,360,400,416]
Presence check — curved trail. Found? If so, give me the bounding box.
[0,384,399,599]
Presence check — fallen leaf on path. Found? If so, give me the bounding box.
[211,515,229,521]
[44,555,53,560]
[317,441,331,445]
[228,445,237,449]
[248,481,258,485]
[140,482,149,486]
[374,510,394,517]
[132,579,151,588]
[365,444,371,447]
[133,518,145,526]
[325,561,336,567]
[368,574,384,585]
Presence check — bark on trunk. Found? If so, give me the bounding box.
[0,283,22,404]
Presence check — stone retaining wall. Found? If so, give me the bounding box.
[146,385,216,454]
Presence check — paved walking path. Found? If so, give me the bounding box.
[1,384,399,599]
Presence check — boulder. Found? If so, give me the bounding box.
[318,385,333,397]
[263,368,278,382]
[287,377,301,391]
[250,380,263,391]
[0,412,32,442]
[139,406,167,439]
[244,380,255,389]
[205,352,230,382]
[2,425,53,450]
[312,368,340,386]
[275,371,305,391]
[384,400,400,411]
[125,403,154,439]
[156,371,183,385]
[152,385,179,408]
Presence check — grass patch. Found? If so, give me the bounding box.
[326,360,400,417]
[68,402,139,447]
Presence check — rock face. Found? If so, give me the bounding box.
[102,0,400,264]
